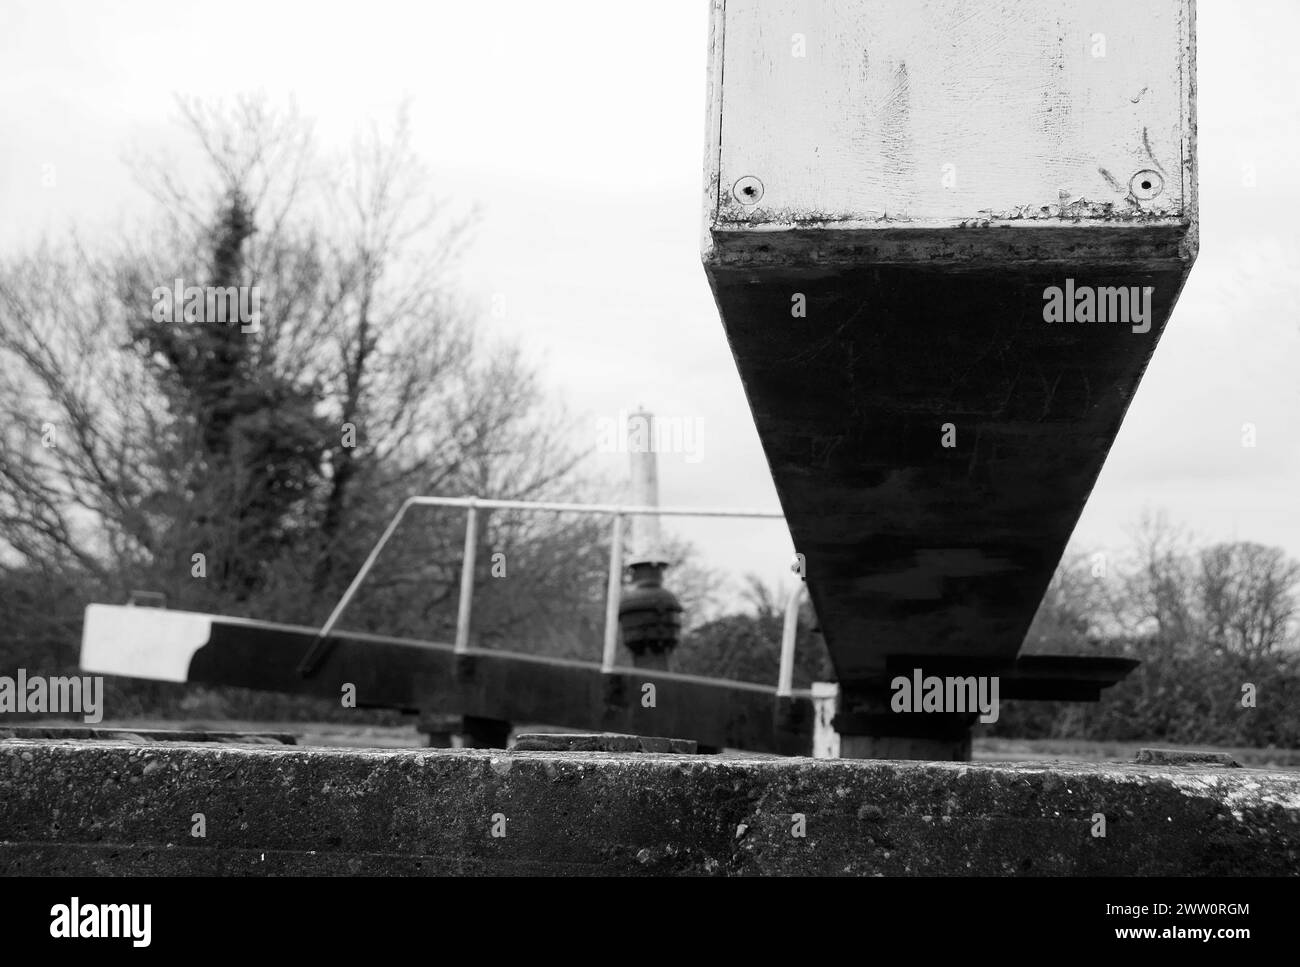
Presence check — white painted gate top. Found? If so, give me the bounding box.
[707,0,1195,230]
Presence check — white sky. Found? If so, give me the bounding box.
[2,0,1298,604]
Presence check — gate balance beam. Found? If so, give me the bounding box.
[80,605,814,756]
[701,0,1197,755]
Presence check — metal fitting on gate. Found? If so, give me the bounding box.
[617,561,683,656]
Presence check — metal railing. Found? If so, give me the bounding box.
[299,495,809,690]
[777,582,808,698]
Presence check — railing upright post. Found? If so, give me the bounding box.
[454,500,479,655]
[777,583,806,697]
[601,513,625,673]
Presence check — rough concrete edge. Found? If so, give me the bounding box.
[4,737,1297,784]
[5,739,1299,876]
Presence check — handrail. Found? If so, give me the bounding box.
[777,582,807,698]
[403,495,786,518]
[298,494,793,682]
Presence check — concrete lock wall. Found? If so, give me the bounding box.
[1,740,1296,875]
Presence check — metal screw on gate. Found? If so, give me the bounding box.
[733,175,764,205]
[1130,169,1163,200]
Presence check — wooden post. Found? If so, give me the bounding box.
[702,0,1197,758]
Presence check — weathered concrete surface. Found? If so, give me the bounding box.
[0,726,295,745]
[1136,748,1241,768]
[513,733,700,754]
[1,740,1295,875]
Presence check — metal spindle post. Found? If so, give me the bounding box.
[777,583,806,698]
[601,513,625,673]
[454,501,479,655]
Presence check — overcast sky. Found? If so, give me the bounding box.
[2,0,1297,605]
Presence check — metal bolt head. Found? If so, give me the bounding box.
[1130,169,1164,200]
[733,175,764,205]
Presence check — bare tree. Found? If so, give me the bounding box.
[1198,542,1300,658]
[1023,511,1300,662]
[1021,550,1107,655]
[1124,510,1198,651]
[0,94,590,640]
